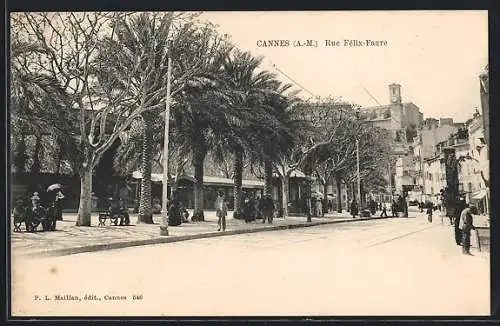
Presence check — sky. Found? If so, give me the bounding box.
[200,11,488,123]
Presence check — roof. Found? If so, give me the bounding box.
[131,171,265,188]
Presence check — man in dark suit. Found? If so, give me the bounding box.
[259,194,275,224]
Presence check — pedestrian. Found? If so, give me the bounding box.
[168,195,181,226]
[391,200,397,217]
[259,194,275,224]
[426,204,433,223]
[316,198,323,217]
[31,192,41,211]
[459,203,476,255]
[243,196,255,223]
[311,197,317,217]
[180,202,189,223]
[54,190,65,221]
[380,203,388,217]
[215,191,228,231]
[454,199,467,245]
[369,199,377,215]
[255,195,262,220]
[350,200,358,218]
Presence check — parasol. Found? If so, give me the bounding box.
[47,184,63,192]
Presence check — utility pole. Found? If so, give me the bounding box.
[160,42,172,236]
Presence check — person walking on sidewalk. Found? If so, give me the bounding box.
[316,198,323,217]
[259,194,275,224]
[459,203,476,255]
[454,199,467,245]
[350,200,358,218]
[426,204,433,223]
[215,191,228,232]
[380,203,388,217]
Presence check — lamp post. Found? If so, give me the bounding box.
[160,41,173,236]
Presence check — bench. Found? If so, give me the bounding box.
[98,209,130,227]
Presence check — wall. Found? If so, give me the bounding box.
[402,102,423,128]
[419,124,457,159]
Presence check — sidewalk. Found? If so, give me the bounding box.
[11,210,390,258]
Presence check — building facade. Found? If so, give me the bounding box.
[361,83,423,195]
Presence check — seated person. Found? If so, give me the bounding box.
[179,203,189,222]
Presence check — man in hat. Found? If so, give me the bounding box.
[31,192,41,212]
[215,191,228,231]
[459,203,477,255]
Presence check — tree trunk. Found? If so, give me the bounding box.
[323,181,328,215]
[303,164,313,222]
[281,174,289,217]
[31,135,42,175]
[336,174,343,213]
[360,182,365,207]
[191,148,206,222]
[443,148,459,218]
[264,159,273,196]
[137,115,154,224]
[13,134,27,174]
[55,141,63,176]
[346,180,352,212]
[76,165,92,226]
[233,148,244,219]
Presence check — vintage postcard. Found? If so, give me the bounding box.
[9,10,490,317]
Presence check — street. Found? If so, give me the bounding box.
[11,215,489,316]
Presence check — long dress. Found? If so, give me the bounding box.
[168,201,182,226]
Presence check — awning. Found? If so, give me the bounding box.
[134,172,265,189]
[132,171,172,182]
[470,189,487,200]
[290,170,306,178]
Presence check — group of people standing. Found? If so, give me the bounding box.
[215,192,275,232]
[349,199,391,218]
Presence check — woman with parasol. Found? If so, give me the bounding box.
[47,183,65,221]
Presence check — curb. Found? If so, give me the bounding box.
[27,216,391,258]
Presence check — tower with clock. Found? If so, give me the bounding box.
[389,83,402,104]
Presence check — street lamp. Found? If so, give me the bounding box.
[160,40,173,236]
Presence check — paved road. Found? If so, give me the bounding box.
[11,216,489,316]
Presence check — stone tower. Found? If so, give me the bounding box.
[389,83,402,104]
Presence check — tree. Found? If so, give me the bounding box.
[273,97,359,220]
[167,36,234,221]
[215,50,292,219]
[10,12,206,226]
[340,126,392,208]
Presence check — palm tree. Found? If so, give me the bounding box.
[10,59,81,184]
[215,50,286,219]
